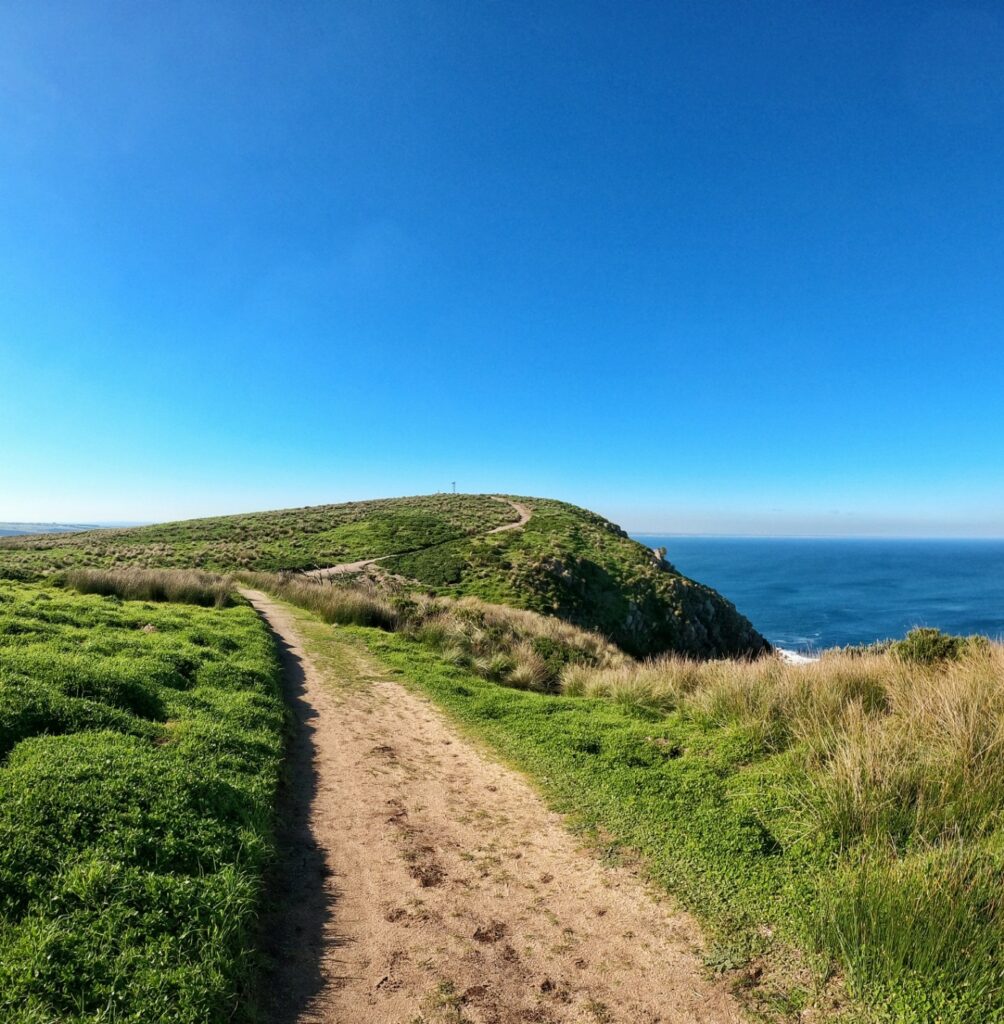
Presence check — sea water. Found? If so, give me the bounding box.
[632,536,1004,652]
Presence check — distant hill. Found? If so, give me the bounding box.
[0,523,98,537]
[0,494,768,659]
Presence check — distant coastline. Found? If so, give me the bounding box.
[0,523,99,537]
[0,522,153,536]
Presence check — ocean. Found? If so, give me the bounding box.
[632,536,1004,652]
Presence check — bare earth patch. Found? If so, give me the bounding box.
[242,589,741,1024]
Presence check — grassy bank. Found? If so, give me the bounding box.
[346,624,1004,1023]
[240,571,626,690]
[67,567,237,607]
[0,580,285,1023]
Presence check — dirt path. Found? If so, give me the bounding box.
[243,587,741,1024]
[306,557,383,580]
[486,497,533,534]
[305,497,532,579]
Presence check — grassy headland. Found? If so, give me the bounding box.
[0,494,519,575]
[0,494,768,660]
[2,522,1000,1022]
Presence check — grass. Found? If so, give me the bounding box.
[0,494,518,576]
[0,494,768,659]
[239,572,399,630]
[0,580,285,1023]
[245,573,625,691]
[342,622,1004,1023]
[399,593,627,690]
[67,567,236,607]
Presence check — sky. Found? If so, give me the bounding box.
[2,1,1003,536]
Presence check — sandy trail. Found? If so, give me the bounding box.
[306,557,383,580]
[486,497,532,534]
[243,587,741,1024]
[305,497,532,579]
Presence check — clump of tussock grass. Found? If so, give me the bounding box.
[561,633,1004,846]
[800,642,1004,848]
[812,840,1004,1019]
[506,641,552,691]
[558,629,1004,1019]
[561,657,705,713]
[66,567,235,608]
[239,572,399,631]
[245,575,625,691]
[397,594,627,691]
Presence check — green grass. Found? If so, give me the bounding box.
[0,494,518,576]
[348,625,1004,1024]
[244,571,627,692]
[0,580,285,1023]
[0,494,768,659]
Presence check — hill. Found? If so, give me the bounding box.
[0,494,768,659]
[0,522,99,536]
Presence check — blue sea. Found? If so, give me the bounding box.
[632,536,1004,652]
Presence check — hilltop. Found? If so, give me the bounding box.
[0,493,767,658]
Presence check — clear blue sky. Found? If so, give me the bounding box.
[2,2,1003,535]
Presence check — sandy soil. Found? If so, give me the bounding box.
[306,557,383,580]
[486,498,533,534]
[243,588,741,1024]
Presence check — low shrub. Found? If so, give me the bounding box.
[891,627,963,663]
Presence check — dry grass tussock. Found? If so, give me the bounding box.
[399,593,627,691]
[66,567,236,607]
[245,574,625,690]
[563,638,1004,847]
[239,572,399,630]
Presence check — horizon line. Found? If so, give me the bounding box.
[630,531,1004,541]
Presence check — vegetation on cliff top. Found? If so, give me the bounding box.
[0,494,768,659]
[0,494,517,575]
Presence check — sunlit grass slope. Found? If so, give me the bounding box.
[0,494,767,659]
[0,580,284,1023]
[0,494,517,575]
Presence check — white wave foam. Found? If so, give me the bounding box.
[776,648,820,665]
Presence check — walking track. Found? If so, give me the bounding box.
[243,587,741,1024]
[305,497,532,580]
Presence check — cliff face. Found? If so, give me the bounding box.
[523,550,769,659]
[382,498,770,659]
